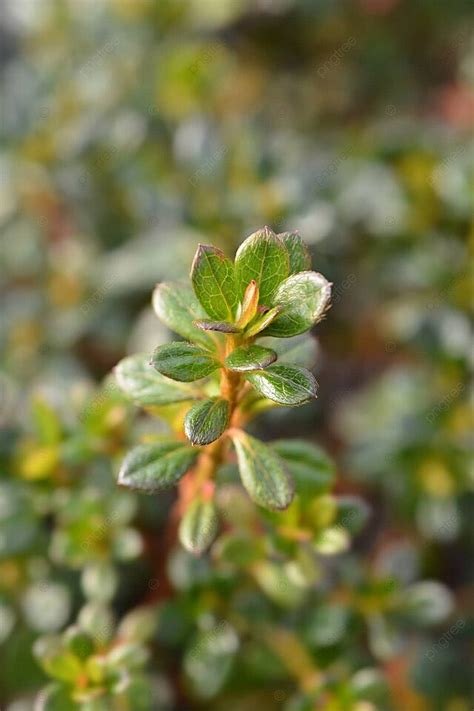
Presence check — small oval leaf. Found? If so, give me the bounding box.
[179,498,219,555]
[279,231,311,274]
[115,354,199,405]
[225,345,277,372]
[184,398,230,446]
[191,244,238,321]
[235,227,289,305]
[264,271,332,338]
[246,365,318,406]
[151,342,220,382]
[231,431,294,511]
[118,441,198,492]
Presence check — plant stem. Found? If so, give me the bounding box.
[192,335,243,494]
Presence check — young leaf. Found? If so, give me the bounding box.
[264,272,331,338]
[231,431,294,511]
[279,231,311,274]
[191,245,238,321]
[234,227,289,305]
[237,280,259,328]
[244,305,282,338]
[195,320,240,333]
[225,345,277,372]
[152,282,217,350]
[151,342,220,382]
[115,354,199,405]
[118,441,198,492]
[246,365,318,406]
[258,333,318,369]
[184,398,230,446]
[272,440,335,496]
[179,498,219,555]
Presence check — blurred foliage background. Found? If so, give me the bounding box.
[0,0,472,709]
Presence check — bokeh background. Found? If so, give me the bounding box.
[0,0,472,709]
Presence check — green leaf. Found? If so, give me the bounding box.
[184,622,238,699]
[234,227,289,305]
[279,231,311,274]
[179,498,219,555]
[230,431,294,511]
[115,354,199,406]
[246,365,318,406]
[264,271,332,338]
[258,333,318,369]
[194,320,240,333]
[36,683,78,711]
[313,527,350,555]
[184,398,230,446]
[272,440,335,496]
[151,342,220,382]
[33,636,82,683]
[152,282,217,350]
[225,345,277,372]
[118,441,198,492]
[244,305,282,338]
[191,244,238,321]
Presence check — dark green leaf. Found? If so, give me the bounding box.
[191,244,238,321]
[225,345,277,372]
[264,272,332,338]
[246,365,318,406]
[184,398,230,446]
[258,333,318,369]
[244,305,282,338]
[234,227,289,305]
[231,431,294,511]
[115,354,199,405]
[152,282,217,350]
[279,231,311,274]
[195,320,240,333]
[272,440,335,496]
[151,342,220,382]
[179,498,219,555]
[118,441,198,492]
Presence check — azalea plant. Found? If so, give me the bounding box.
[115,227,332,554]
